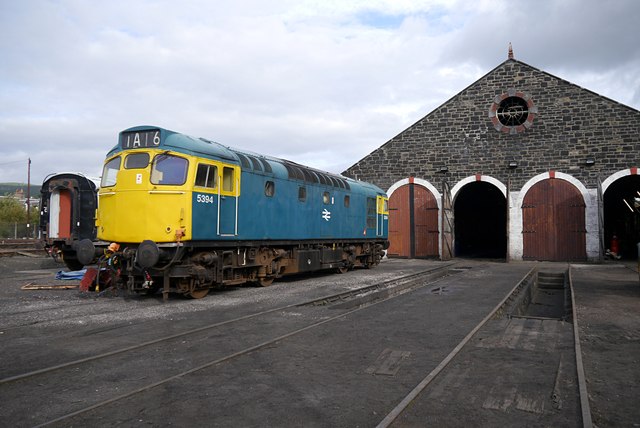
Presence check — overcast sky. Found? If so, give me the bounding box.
[1,0,639,186]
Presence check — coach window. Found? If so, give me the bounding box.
[222,167,235,192]
[344,195,350,208]
[298,186,306,202]
[265,181,275,197]
[151,154,188,185]
[124,153,150,169]
[101,156,121,187]
[195,164,217,189]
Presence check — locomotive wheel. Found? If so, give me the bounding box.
[337,266,349,274]
[186,288,210,299]
[257,276,275,287]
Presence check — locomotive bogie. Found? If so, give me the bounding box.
[113,240,386,297]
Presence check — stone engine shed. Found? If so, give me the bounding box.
[343,55,640,262]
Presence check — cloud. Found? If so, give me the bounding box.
[0,0,638,185]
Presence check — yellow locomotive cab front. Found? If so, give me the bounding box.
[97,150,192,243]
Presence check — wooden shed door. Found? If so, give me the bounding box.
[388,183,439,258]
[522,179,586,261]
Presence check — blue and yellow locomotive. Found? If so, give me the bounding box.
[77,126,389,298]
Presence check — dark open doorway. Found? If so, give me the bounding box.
[604,175,640,260]
[454,181,507,258]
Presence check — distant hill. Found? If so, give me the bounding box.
[0,183,42,197]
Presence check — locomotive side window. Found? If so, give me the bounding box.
[195,164,218,189]
[151,154,188,185]
[378,196,389,214]
[344,195,350,208]
[265,181,275,197]
[323,192,331,204]
[222,167,235,192]
[124,153,150,169]
[101,156,121,187]
[298,186,306,202]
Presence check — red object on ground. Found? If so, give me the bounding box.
[611,236,620,254]
[80,268,98,292]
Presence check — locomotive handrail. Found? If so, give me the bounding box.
[148,190,186,194]
[98,191,116,196]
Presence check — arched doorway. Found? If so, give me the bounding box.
[522,178,586,261]
[454,181,506,258]
[387,183,439,258]
[603,174,640,259]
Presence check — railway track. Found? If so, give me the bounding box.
[0,239,45,257]
[1,263,459,426]
[0,261,589,427]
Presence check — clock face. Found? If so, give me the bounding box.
[489,90,537,134]
[496,97,529,126]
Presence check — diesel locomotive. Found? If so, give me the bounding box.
[76,126,389,298]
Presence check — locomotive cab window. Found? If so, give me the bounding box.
[101,156,121,187]
[151,154,188,185]
[344,195,350,208]
[222,167,235,192]
[378,196,389,214]
[265,180,275,197]
[124,153,150,169]
[195,164,218,189]
[298,186,306,202]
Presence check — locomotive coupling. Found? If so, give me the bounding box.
[136,240,160,268]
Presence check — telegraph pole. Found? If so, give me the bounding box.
[26,158,31,237]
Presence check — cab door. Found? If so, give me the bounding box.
[218,166,239,236]
[192,162,240,239]
[377,195,388,237]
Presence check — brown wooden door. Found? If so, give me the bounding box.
[388,185,410,257]
[413,185,439,257]
[522,179,586,261]
[388,183,439,258]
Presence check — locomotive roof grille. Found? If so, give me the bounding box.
[283,161,350,190]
